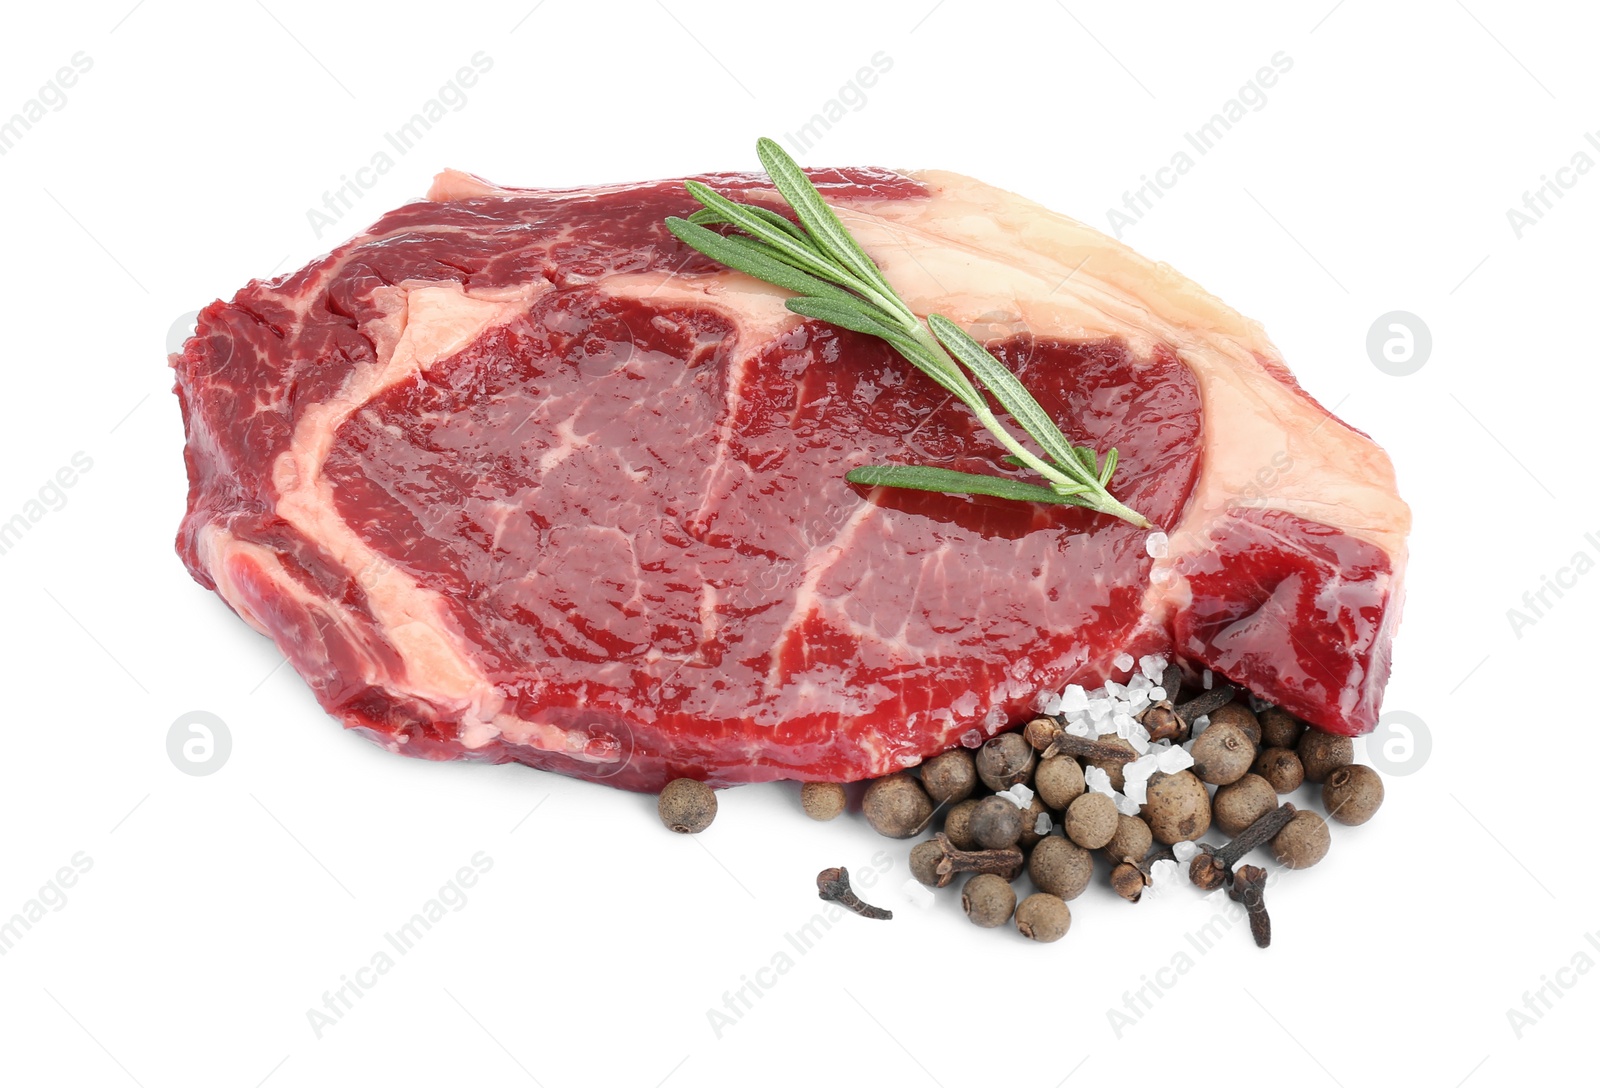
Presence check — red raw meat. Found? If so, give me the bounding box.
[172,166,1409,790]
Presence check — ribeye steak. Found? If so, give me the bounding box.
[172,166,1410,790]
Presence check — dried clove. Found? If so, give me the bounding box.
[1034,726,1141,765]
[1174,683,1237,727]
[1110,845,1175,903]
[1228,864,1271,948]
[816,866,893,920]
[1189,803,1296,890]
[927,832,1024,888]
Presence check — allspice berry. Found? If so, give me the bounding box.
[1211,773,1278,837]
[1018,795,1052,849]
[799,781,847,821]
[1208,702,1262,747]
[861,773,933,839]
[943,798,982,850]
[1297,730,1354,784]
[1259,706,1306,750]
[1065,792,1118,849]
[970,795,1024,849]
[658,778,717,833]
[1272,810,1331,869]
[1015,893,1072,943]
[962,873,1017,928]
[976,733,1036,791]
[1253,747,1305,794]
[1191,721,1256,785]
[1034,754,1087,810]
[1103,813,1153,864]
[1028,836,1093,900]
[909,840,944,887]
[1144,770,1212,844]
[1086,737,1136,792]
[1323,764,1384,825]
[921,749,978,804]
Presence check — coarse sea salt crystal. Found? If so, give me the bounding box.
[1156,746,1194,773]
[1034,813,1052,835]
[1103,680,1125,699]
[959,729,984,748]
[1128,673,1152,692]
[1060,685,1089,713]
[902,878,936,910]
[1127,732,1151,756]
[1147,686,1166,703]
[1087,698,1112,719]
[1147,858,1180,889]
[1004,784,1034,809]
[1203,669,1214,690]
[1145,531,1169,558]
[1033,691,1063,716]
[1139,654,1166,681]
[1113,652,1135,672]
[1084,766,1115,796]
[1114,793,1142,816]
[1171,840,1199,863]
[1066,718,1095,738]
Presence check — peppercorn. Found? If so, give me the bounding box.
[1143,770,1212,844]
[1034,754,1086,810]
[1103,813,1153,864]
[1085,737,1136,792]
[1211,773,1278,837]
[920,749,978,805]
[909,840,945,887]
[961,873,1017,928]
[1322,764,1384,826]
[861,772,933,839]
[1065,792,1118,850]
[1252,747,1305,794]
[800,781,847,821]
[1207,702,1262,747]
[1014,892,1072,942]
[1297,730,1354,784]
[1028,836,1093,900]
[1191,720,1256,785]
[943,798,982,850]
[1018,795,1052,850]
[1258,706,1305,750]
[970,795,1024,849]
[976,733,1036,792]
[1272,809,1331,869]
[657,778,717,834]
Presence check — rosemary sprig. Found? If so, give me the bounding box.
[664,138,1149,528]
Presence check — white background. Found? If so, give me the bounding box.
[1,1,1594,1085]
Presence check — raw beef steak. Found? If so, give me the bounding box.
[172,166,1410,790]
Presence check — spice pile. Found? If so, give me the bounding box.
[656,655,1384,947]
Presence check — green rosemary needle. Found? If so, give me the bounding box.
[664,137,1149,529]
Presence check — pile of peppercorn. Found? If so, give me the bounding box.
[840,687,1380,946]
[653,676,1384,947]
